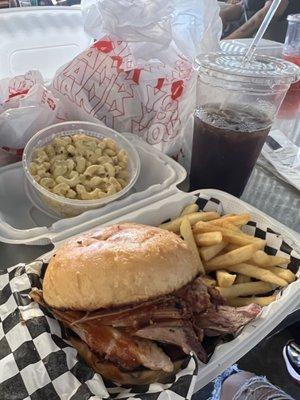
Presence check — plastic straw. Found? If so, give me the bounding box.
[243,0,282,64]
[243,3,248,22]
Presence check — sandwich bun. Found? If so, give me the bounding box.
[43,223,199,310]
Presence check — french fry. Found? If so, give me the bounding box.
[180,203,199,216]
[225,243,241,252]
[195,232,222,246]
[251,250,290,267]
[226,263,288,287]
[205,244,257,271]
[226,296,276,307]
[223,223,241,231]
[199,241,227,262]
[261,265,296,284]
[160,212,220,232]
[194,222,266,249]
[216,270,236,288]
[202,276,217,287]
[235,274,251,284]
[216,281,273,298]
[208,213,251,227]
[180,218,205,274]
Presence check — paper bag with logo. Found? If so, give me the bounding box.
[52,0,221,169]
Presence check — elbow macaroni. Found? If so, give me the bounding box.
[29,133,130,200]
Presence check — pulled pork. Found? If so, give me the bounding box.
[30,277,261,373]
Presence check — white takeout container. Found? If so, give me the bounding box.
[23,121,141,218]
[0,7,188,244]
[0,7,91,83]
[20,188,300,393]
[0,132,186,244]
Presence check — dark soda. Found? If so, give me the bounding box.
[190,103,272,197]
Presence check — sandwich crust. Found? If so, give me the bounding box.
[43,223,199,310]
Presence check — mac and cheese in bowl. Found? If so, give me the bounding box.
[23,122,140,217]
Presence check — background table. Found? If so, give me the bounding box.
[242,162,300,234]
[242,117,300,234]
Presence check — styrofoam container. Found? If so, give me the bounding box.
[25,188,300,392]
[23,121,141,218]
[0,7,187,244]
[0,133,186,244]
[0,7,91,83]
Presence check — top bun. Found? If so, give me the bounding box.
[43,223,199,310]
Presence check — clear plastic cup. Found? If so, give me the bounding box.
[279,14,300,119]
[23,121,140,218]
[190,53,300,197]
[283,14,300,59]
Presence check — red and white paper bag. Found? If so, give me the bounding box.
[52,0,222,170]
[0,71,66,166]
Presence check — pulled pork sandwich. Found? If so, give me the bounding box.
[30,223,261,385]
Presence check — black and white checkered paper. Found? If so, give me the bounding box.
[0,260,198,400]
[0,194,299,400]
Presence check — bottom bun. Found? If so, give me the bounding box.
[70,335,184,386]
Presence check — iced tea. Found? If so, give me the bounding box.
[190,103,272,197]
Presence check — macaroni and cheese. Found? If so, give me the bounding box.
[29,134,130,200]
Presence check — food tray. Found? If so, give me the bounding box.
[1,189,299,398]
[0,133,186,245]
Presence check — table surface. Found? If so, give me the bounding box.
[242,116,300,234]
[242,162,300,233]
